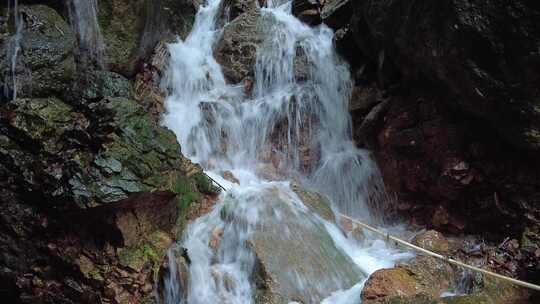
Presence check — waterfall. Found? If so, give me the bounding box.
[160,0,413,303]
[67,0,105,69]
[3,0,23,101]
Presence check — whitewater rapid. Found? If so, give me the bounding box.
[161,0,413,303]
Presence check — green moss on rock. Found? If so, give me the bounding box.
[97,0,198,76]
[118,230,172,276]
[193,172,221,195]
[2,96,209,209]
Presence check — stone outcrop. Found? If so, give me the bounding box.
[305,0,540,285]
[350,0,540,151]
[0,1,217,303]
[97,0,198,76]
[0,86,219,303]
[214,4,264,84]
[361,230,532,304]
[291,0,321,25]
[362,255,457,302]
[0,95,215,208]
[246,187,363,303]
[0,4,76,99]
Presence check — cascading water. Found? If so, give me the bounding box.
[161,0,413,303]
[3,0,23,101]
[66,0,105,68]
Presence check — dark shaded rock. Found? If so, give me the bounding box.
[67,70,133,104]
[321,0,351,29]
[0,4,76,99]
[0,93,218,303]
[0,186,183,303]
[291,0,321,25]
[370,90,540,237]
[350,0,540,151]
[340,0,540,270]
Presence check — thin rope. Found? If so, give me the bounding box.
[339,213,540,292]
[200,171,540,291]
[203,172,227,191]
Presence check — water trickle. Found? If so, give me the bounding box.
[67,0,105,69]
[160,0,413,303]
[3,0,23,101]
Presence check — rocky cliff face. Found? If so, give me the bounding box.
[0,1,219,303]
[2,0,540,302]
[293,0,540,288]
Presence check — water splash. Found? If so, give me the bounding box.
[3,0,23,101]
[67,0,105,69]
[160,0,412,302]
[160,246,184,304]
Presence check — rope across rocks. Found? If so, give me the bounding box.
[338,213,540,292]
[203,172,540,291]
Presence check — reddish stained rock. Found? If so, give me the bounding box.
[363,92,540,239]
[362,268,419,301]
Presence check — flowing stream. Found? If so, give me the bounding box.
[161,0,413,303]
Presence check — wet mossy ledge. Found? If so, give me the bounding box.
[1,95,219,208]
[0,92,220,302]
[0,1,214,302]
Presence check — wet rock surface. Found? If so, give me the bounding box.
[362,230,533,304]
[97,0,198,76]
[309,0,540,289]
[1,0,540,302]
[0,1,217,303]
[248,188,363,304]
[0,4,76,98]
[0,92,219,302]
[0,95,202,208]
[214,5,264,84]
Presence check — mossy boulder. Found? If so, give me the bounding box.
[97,0,198,76]
[0,4,76,99]
[362,253,532,304]
[1,96,219,208]
[118,231,172,275]
[362,255,457,303]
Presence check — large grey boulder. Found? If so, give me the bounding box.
[247,187,363,303]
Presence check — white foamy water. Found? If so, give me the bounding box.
[160,0,413,303]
